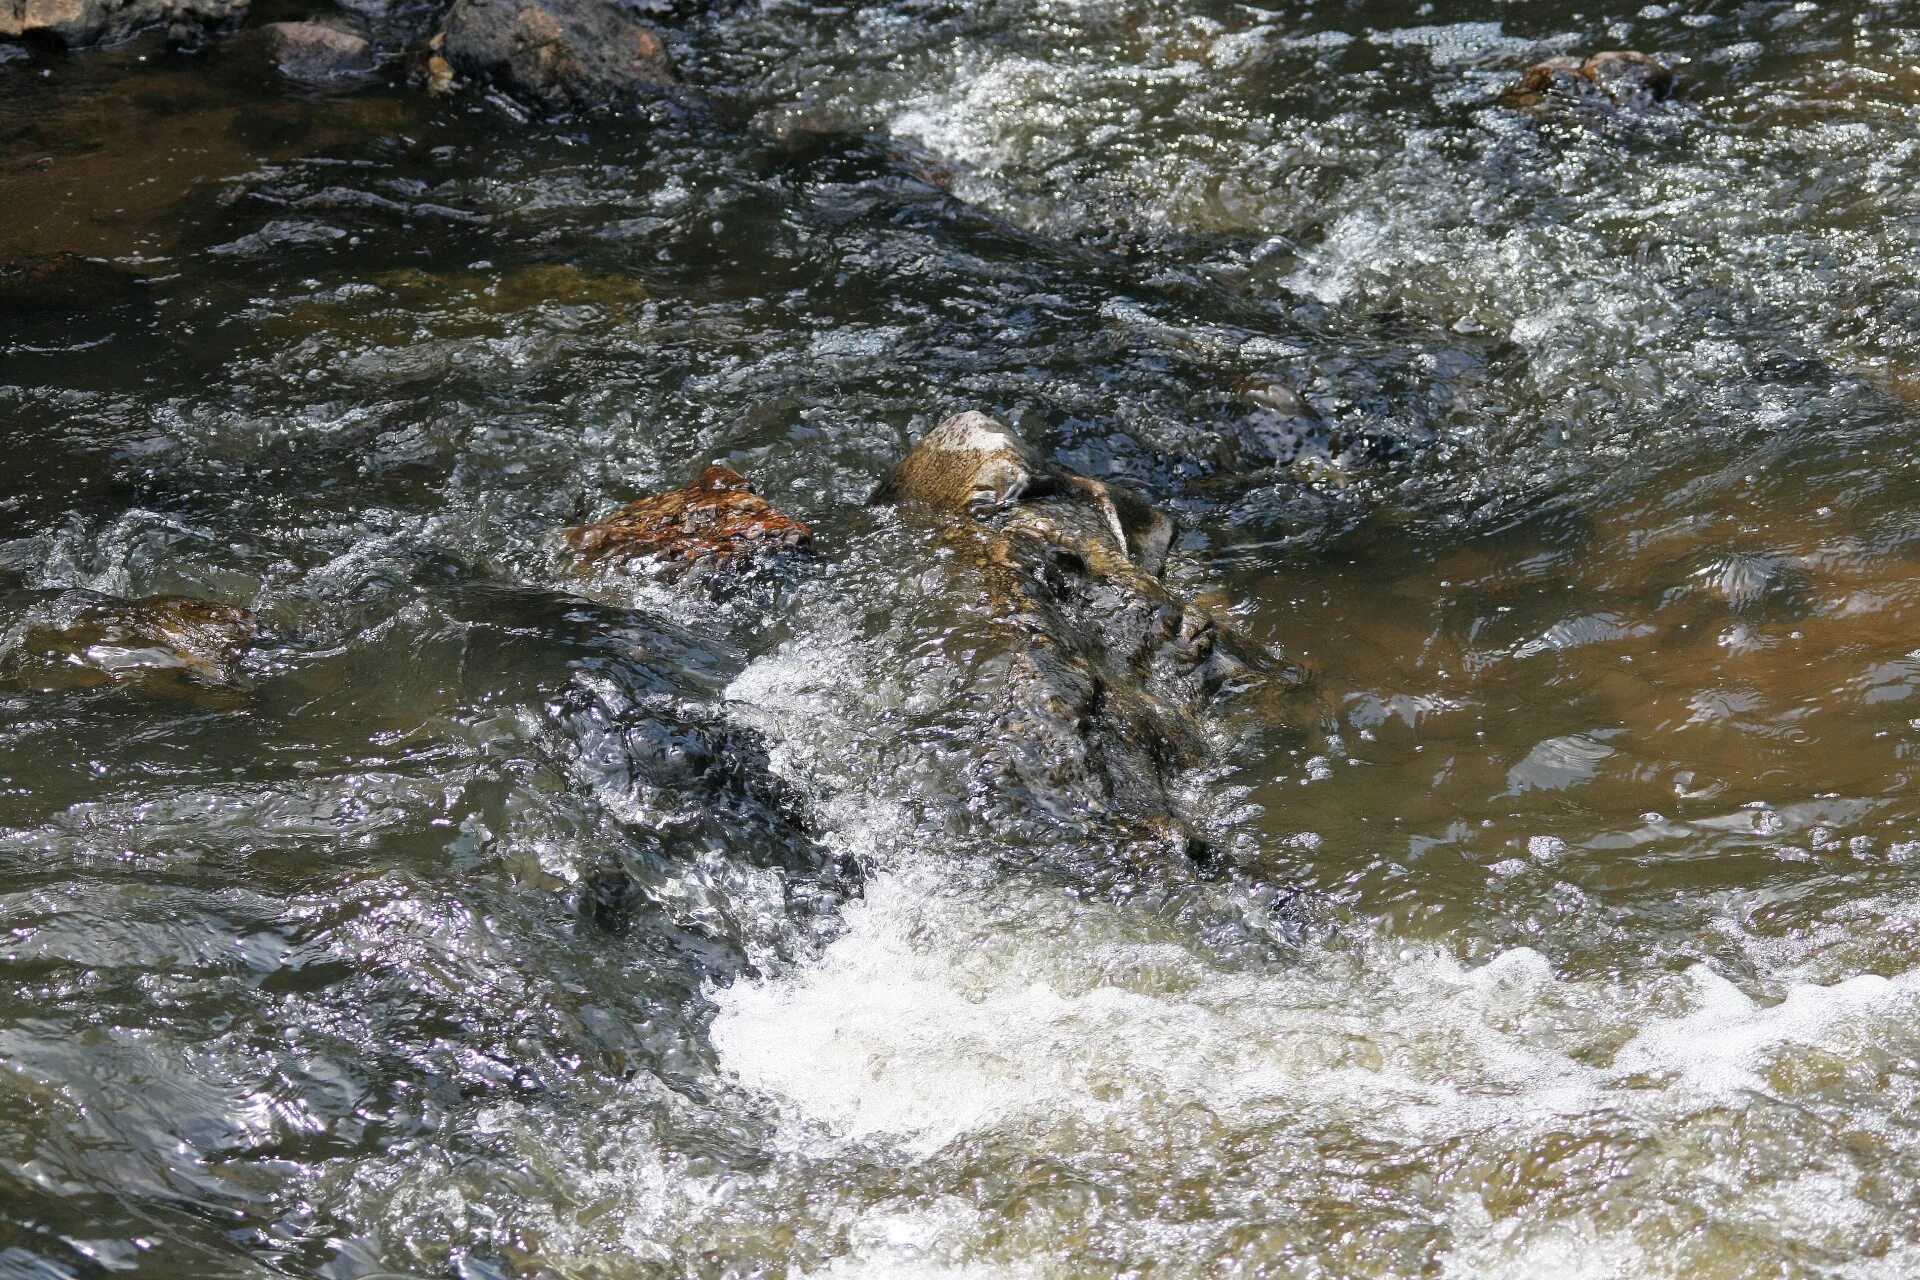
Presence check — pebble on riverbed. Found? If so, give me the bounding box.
[563,465,813,583]
[4,593,257,691]
[1501,50,1677,111]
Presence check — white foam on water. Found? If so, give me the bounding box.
[1613,963,1920,1095]
[1435,1197,1652,1280]
[716,874,1620,1155]
[710,852,1920,1275]
[794,1201,1048,1280]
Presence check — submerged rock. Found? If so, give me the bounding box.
[0,253,151,351]
[873,412,1297,883]
[0,0,245,46]
[438,0,673,112]
[564,464,813,583]
[5,592,256,690]
[1502,50,1676,111]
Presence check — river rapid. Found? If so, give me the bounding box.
[5,0,1920,1276]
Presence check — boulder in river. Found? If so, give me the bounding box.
[254,19,374,80]
[564,464,813,583]
[438,0,674,112]
[1502,50,1676,111]
[873,412,1297,883]
[5,592,256,691]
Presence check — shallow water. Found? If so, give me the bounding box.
[6,1,1920,1276]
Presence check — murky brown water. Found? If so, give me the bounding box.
[6,1,1920,1276]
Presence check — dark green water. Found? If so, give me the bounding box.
[6,1,1920,1275]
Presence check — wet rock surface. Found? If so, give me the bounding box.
[438,0,673,111]
[0,0,245,46]
[873,412,1298,883]
[3,592,256,690]
[254,18,373,80]
[564,464,813,582]
[1503,49,1677,110]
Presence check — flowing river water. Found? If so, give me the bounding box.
[6,0,1920,1275]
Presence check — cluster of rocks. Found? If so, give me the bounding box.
[1,0,678,108]
[20,415,1295,884]
[557,413,1300,882]
[868,413,1285,878]
[0,0,1684,124]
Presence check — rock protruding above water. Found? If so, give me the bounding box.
[1503,50,1676,110]
[564,464,813,583]
[0,0,244,46]
[874,412,1295,883]
[874,410,1176,576]
[438,0,674,112]
[4,592,256,691]
[255,19,374,80]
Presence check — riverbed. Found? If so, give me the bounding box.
[4,1,1920,1276]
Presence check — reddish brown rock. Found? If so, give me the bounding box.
[1503,50,1676,110]
[564,464,812,581]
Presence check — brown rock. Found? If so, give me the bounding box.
[0,0,246,46]
[564,464,812,582]
[439,0,673,113]
[7,593,256,690]
[1503,50,1676,110]
[872,410,1175,575]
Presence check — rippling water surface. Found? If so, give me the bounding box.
[6,1,1920,1275]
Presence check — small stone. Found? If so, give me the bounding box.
[564,465,812,582]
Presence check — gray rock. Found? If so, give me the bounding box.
[438,0,673,112]
[257,19,373,80]
[1583,50,1676,107]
